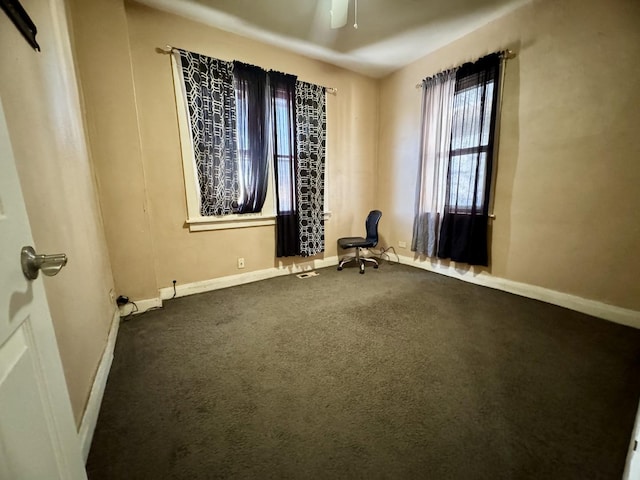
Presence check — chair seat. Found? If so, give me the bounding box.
[338,236,375,249]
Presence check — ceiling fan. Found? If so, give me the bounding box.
[330,0,358,29]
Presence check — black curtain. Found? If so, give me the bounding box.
[232,61,269,214]
[269,71,299,257]
[437,53,501,266]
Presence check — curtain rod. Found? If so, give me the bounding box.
[161,44,338,94]
[414,49,516,89]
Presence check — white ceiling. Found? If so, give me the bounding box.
[137,0,528,77]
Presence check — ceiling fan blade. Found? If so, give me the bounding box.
[330,0,348,29]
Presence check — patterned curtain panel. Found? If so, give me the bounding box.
[177,49,239,216]
[294,81,326,257]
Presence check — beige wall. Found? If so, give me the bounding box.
[378,0,640,311]
[70,0,379,299]
[1,0,634,439]
[69,0,639,316]
[0,0,116,424]
[68,0,158,301]
[125,2,378,290]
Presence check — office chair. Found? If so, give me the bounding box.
[337,210,382,274]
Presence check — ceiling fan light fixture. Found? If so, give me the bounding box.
[330,0,348,29]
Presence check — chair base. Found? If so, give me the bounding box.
[337,247,379,274]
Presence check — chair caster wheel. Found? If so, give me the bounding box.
[374,264,379,269]
[337,266,343,271]
[359,268,365,274]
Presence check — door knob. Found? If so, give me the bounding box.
[21,246,68,280]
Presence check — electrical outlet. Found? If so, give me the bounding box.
[237,257,245,269]
[398,241,407,248]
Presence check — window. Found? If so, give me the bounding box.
[411,52,502,266]
[272,89,296,214]
[448,78,495,212]
[171,49,329,240]
[234,92,250,208]
[171,53,275,231]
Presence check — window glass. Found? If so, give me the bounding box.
[273,91,295,213]
[235,90,249,204]
[448,80,494,210]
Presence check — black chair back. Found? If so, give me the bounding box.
[365,210,382,245]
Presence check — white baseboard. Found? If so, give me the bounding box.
[118,297,163,316]
[127,254,639,328]
[78,307,120,462]
[158,255,339,300]
[397,255,640,329]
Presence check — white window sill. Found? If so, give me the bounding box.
[187,211,332,232]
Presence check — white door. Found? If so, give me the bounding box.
[0,97,86,479]
[625,409,640,479]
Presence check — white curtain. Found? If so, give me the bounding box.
[411,69,458,257]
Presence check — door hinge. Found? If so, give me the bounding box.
[634,440,638,452]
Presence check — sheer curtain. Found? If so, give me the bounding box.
[177,49,239,216]
[295,81,326,257]
[411,69,458,256]
[437,53,501,265]
[269,71,299,257]
[232,62,270,214]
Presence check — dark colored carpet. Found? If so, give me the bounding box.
[87,263,640,479]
